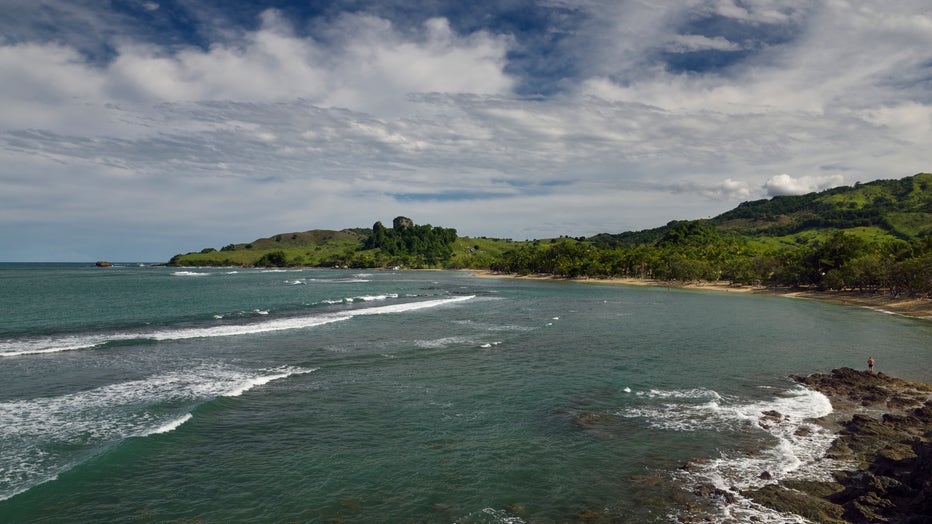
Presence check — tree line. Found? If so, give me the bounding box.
[467,222,932,298]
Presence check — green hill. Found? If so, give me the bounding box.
[169,229,370,267]
[167,173,931,296]
[710,172,932,242]
[168,220,525,269]
[591,173,932,249]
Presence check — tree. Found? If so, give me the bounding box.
[255,251,288,267]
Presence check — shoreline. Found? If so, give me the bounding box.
[743,368,932,523]
[463,270,932,322]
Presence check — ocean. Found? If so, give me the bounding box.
[1,263,929,523]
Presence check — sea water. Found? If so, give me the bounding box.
[0,264,929,522]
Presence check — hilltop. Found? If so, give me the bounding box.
[168,218,523,269]
[590,172,932,248]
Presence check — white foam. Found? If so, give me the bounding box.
[0,364,317,501]
[223,366,315,397]
[139,413,193,436]
[171,271,210,277]
[638,388,723,401]
[303,278,370,283]
[353,295,474,315]
[457,507,526,524]
[415,336,472,349]
[1,295,475,357]
[0,334,127,357]
[623,385,842,523]
[358,294,399,301]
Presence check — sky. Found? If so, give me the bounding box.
[1,1,931,262]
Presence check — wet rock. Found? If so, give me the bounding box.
[570,411,625,439]
[679,458,711,472]
[759,409,785,429]
[794,425,813,437]
[741,484,845,523]
[780,479,845,499]
[775,369,932,524]
[693,483,736,504]
[572,412,614,428]
[759,471,772,481]
[576,508,601,522]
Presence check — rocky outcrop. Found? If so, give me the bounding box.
[791,368,932,410]
[742,368,932,523]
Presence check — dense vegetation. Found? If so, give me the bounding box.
[361,217,458,267]
[168,173,932,297]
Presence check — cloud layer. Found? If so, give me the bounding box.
[1,1,931,261]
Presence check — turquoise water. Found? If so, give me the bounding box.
[1,264,929,522]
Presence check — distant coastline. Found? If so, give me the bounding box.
[465,270,932,322]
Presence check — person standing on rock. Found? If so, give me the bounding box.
[867,356,875,374]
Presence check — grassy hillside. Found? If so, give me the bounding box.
[169,229,369,267]
[169,225,534,268]
[589,173,931,250]
[169,173,930,297]
[709,173,932,241]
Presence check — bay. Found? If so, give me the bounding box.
[0,264,929,522]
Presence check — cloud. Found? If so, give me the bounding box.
[2,2,932,260]
[665,34,743,53]
[669,178,755,201]
[0,9,513,124]
[763,174,846,197]
[703,0,807,24]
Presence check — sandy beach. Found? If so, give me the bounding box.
[465,270,932,322]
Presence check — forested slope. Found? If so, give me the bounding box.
[167,174,932,297]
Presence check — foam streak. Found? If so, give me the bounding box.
[0,295,475,357]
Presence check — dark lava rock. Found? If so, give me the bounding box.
[773,369,932,524]
[741,484,845,523]
[692,483,736,504]
[759,409,786,428]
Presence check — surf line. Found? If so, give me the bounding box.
[0,295,476,358]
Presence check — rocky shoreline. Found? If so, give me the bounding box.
[740,368,932,523]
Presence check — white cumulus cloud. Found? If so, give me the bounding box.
[763,173,846,196]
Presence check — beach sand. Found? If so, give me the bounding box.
[465,270,932,321]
